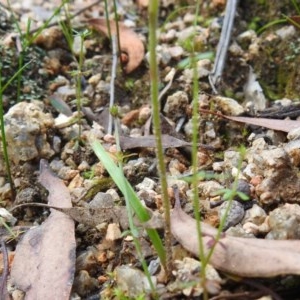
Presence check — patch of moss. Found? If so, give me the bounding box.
[0,43,50,105]
[81,177,115,201]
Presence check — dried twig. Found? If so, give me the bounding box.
[209,0,238,94]
[107,35,118,135]
[0,240,8,300]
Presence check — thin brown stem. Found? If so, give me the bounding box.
[0,240,8,299]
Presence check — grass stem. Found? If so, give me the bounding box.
[189,2,209,298]
[148,0,172,276]
[0,75,15,199]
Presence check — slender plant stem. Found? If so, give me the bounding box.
[114,118,156,296]
[16,55,23,102]
[0,74,15,199]
[291,0,300,15]
[112,0,123,71]
[104,0,112,39]
[75,33,86,140]
[190,2,208,298]
[205,147,246,265]
[148,0,172,276]
[7,0,23,103]
[107,37,156,293]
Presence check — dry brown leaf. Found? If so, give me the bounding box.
[87,18,145,73]
[10,160,76,299]
[11,202,164,231]
[120,134,192,149]
[119,134,213,150]
[171,198,300,277]
[121,109,140,126]
[224,115,300,133]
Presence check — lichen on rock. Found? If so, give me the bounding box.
[2,101,54,167]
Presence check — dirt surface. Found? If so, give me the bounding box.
[1,0,300,299]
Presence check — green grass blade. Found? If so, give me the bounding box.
[89,137,166,264]
[0,60,32,94]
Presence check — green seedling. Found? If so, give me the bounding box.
[177,51,214,69]
[257,0,300,35]
[109,105,119,118]
[0,60,32,198]
[256,18,287,35]
[124,78,135,91]
[60,8,92,143]
[215,188,250,201]
[82,168,95,180]
[6,0,69,102]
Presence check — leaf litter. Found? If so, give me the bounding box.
[119,134,213,150]
[200,109,300,133]
[2,1,299,295]
[171,191,300,278]
[86,18,145,73]
[10,201,164,231]
[9,160,76,299]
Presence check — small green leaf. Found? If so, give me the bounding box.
[177,52,214,69]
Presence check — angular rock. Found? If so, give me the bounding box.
[3,101,54,165]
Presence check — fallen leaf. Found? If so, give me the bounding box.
[224,115,300,133]
[87,18,145,73]
[120,134,191,149]
[119,134,212,150]
[171,197,300,277]
[10,160,76,299]
[200,109,300,133]
[11,202,164,231]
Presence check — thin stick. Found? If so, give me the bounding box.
[108,35,118,135]
[209,0,238,94]
[0,240,8,299]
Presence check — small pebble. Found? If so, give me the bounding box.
[115,266,155,298]
[219,200,245,230]
[243,204,266,225]
[90,192,114,208]
[266,204,300,239]
[214,96,244,116]
[105,223,122,241]
[136,177,156,191]
[198,181,224,198]
[163,91,189,121]
[106,189,120,202]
